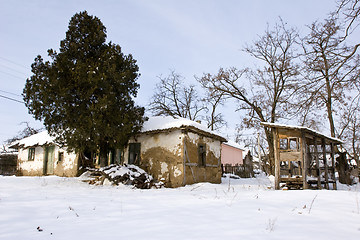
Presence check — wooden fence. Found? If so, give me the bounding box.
[221,163,254,178]
[0,154,17,176]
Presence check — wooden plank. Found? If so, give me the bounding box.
[280,177,303,182]
[330,143,337,190]
[314,137,322,190]
[183,138,186,186]
[205,164,219,168]
[185,163,197,167]
[279,151,301,161]
[184,142,196,183]
[321,138,329,190]
[278,129,302,138]
[301,131,309,189]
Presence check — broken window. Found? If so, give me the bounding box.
[28,148,35,161]
[198,144,206,167]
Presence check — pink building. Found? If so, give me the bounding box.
[221,142,244,165]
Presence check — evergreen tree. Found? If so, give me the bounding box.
[23,11,146,166]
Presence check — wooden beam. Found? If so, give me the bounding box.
[314,137,322,189]
[301,131,309,189]
[321,138,329,190]
[185,142,196,182]
[183,138,186,186]
[330,143,337,190]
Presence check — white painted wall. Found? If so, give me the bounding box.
[18,146,45,174]
[17,145,77,176]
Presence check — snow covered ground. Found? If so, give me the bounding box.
[0,174,359,240]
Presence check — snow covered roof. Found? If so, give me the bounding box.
[260,122,343,144]
[141,116,227,142]
[10,131,55,148]
[11,116,227,148]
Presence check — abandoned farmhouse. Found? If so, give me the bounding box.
[5,116,352,189]
[9,116,228,187]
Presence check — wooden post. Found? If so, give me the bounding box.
[273,128,280,190]
[321,138,329,190]
[330,143,337,190]
[314,137,321,189]
[183,137,186,186]
[301,131,309,189]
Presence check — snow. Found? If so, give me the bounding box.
[11,116,226,148]
[11,131,54,148]
[261,122,343,144]
[142,116,226,139]
[0,174,359,239]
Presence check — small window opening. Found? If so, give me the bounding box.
[198,144,206,167]
[279,139,288,150]
[128,143,141,165]
[280,138,299,151]
[28,148,35,161]
[289,138,299,150]
[58,152,64,162]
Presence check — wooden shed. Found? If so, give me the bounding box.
[261,122,342,190]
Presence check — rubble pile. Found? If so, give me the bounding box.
[81,164,163,189]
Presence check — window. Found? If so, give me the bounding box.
[58,152,64,162]
[279,139,288,150]
[128,143,141,165]
[279,137,299,151]
[289,138,299,150]
[198,144,206,167]
[28,148,35,161]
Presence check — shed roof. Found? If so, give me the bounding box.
[11,131,54,148]
[260,122,343,144]
[141,116,227,142]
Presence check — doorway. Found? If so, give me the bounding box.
[44,145,55,175]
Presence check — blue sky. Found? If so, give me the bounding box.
[0,0,338,144]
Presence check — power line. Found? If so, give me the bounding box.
[0,94,24,104]
[0,89,22,97]
[0,56,30,70]
[0,70,27,80]
[0,63,29,77]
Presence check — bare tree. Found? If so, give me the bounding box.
[337,0,360,37]
[202,90,227,131]
[301,14,360,138]
[5,122,42,145]
[149,70,205,121]
[199,20,300,174]
[338,94,360,177]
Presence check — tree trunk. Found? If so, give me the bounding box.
[264,127,275,175]
[325,76,336,138]
[336,152,352,185]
